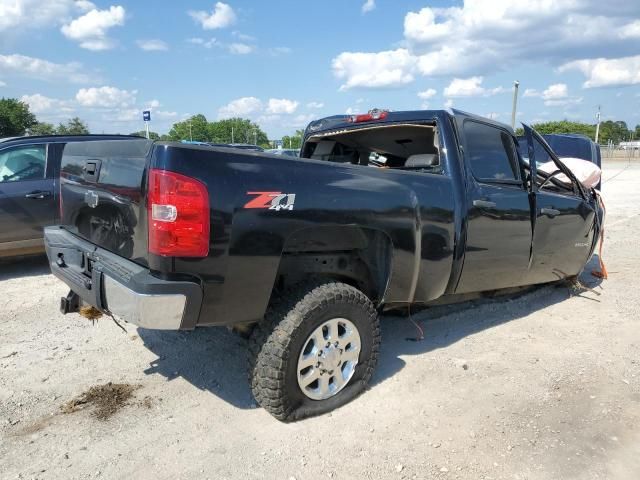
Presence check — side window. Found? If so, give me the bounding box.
[463,121,520,181]
[0,145,47,183]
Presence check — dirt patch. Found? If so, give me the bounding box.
[61,382,140,420]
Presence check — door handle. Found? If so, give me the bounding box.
[25,191,52,200]
[473,199,497,208]
[541,207,560,217]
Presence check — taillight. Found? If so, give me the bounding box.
[147,169,210,257]
[347,108,389,123]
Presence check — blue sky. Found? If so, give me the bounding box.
[1,0,639,138]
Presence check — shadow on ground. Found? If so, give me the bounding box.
[138,255,604,410]
[0,255,49,281]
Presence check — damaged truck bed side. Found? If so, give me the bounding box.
[45,109,604,421]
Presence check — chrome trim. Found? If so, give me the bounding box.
[103,275,186,330]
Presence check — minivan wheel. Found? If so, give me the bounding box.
[248,281,380,422]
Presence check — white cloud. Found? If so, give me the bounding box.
[362,0,375,14]
[0,0,92,33]
[619,20,640,39]
[61,5,125,50]
[444,99,454,109]
[76,86,137,108]
[137,39,168,51]
[155,110,178,120]
[542,83,568,100]
[522,82,581,106]
[187,37,218,48]
[0,53,95,84]
[524,83,569,100]
[189,2,236,30]
[332,1,640,89]
[307,101,324,109]
[0,80,6,87]
[216,96,309,135]
[544,97,583,107]
[20,93,73,114]
[332,49,416,90]
[232,31,255,42]
[443,77,504,97]
[228,42,253,55]
[188,37,254,54]
[559,55,640,87]
[417,88,437,99]
[218,97,263,119]
[266,98,299,115]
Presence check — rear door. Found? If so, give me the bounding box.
[59,139,153,264]
[453,115,533,293]
[522,126,596,283]
[0,143,54,250]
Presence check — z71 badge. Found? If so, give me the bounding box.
[244,191,296,211]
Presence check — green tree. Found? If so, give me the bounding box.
[529,120,596,138]
[281,129,304,149]
[57,117,90,135]
[168,114,209,142]
[130,130,161,140]
[29,122,57,136]
[210,118,268,145]
[598,120,630,144]
[0,98,37,136]
[167,115,269,146]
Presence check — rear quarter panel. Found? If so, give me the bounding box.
[153,144,457,327]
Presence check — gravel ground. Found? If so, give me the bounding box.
[1,159,639,480]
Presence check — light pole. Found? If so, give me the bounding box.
[188,121,193,142]
[511,80,519,129]
[594,105,601,144]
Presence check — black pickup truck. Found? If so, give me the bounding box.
[44,109,603,421]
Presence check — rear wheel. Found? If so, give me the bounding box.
[248,281,380,421]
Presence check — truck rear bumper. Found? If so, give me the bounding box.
[44,226,202,330]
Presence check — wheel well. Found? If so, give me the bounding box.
[274,228,392,305]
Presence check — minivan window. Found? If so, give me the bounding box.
[0,145,47,183]
[464,122,519,181]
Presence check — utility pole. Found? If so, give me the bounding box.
[231,125,234,144]
[594,105,601,144]
[188,121,193,142]
[510,80,519,129]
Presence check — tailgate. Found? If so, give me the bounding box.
[60,139,153,267]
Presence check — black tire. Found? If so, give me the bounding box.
[248,281,380,421]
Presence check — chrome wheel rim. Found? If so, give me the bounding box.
[296,317,361,401]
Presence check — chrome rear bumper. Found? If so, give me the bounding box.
[45,226,202,330]
[103,276,187,330]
